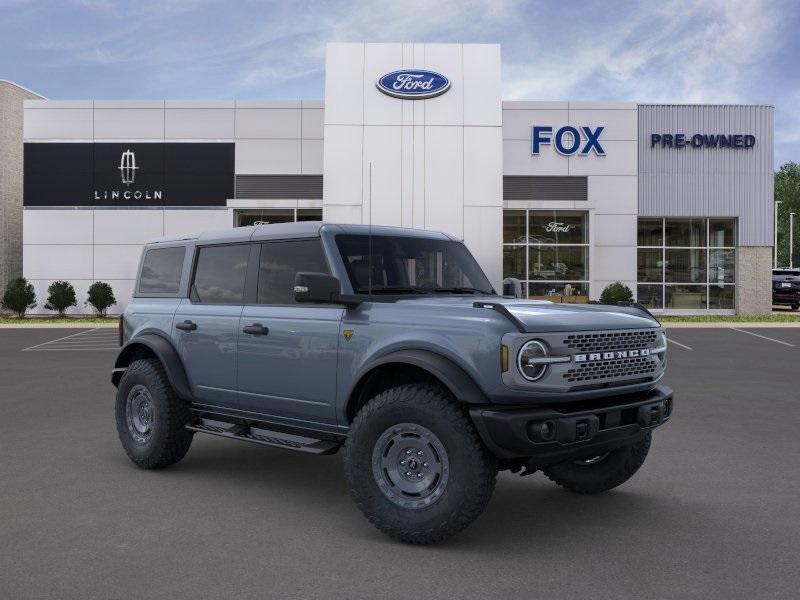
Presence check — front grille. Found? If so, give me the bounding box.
[563,356,658,383]
[563,330,659,353]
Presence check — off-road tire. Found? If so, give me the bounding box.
[345,383,497,544]
[115,358,193,469]
[792,304,799,311]
[543,433,652,494]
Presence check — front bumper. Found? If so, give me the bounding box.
[470,385,673,464]
[773,291,800,305]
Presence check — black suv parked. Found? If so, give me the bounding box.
[773,269,800,310]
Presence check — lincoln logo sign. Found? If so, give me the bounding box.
[118,149,138,185]
[376,70,450,99]
[94,148,162,202]
[532,125,605,156]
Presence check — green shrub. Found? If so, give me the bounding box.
[45,280,77,317]
[599,281,634,305]
[1,277,37,318]
[86,282,116,317]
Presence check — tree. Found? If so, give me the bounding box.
[1,277,37,318]
[775,162,800,267]
[44,280,77,317]
[600,281,634,305]
[86,282,116,317]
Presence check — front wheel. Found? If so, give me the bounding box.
[543,433,652,494]
[344,384,497,544]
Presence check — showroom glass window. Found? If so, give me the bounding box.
[235,208,322,227]
[503,210,589,299]
[637,218,736,310]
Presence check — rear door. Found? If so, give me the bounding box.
[236,238,343,424]
[173,243,255,407]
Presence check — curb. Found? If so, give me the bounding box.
[0,322,118,329]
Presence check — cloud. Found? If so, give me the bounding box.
[1,0,798,163]
[501,0,784,103]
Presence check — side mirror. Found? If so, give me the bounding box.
[502,277,523,299]
[294,272,362,307]
[294,272,341,303]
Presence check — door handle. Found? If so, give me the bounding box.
[242,323,269,335]
[175,320,198,331]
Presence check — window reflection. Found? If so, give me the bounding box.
[637,218,736,311]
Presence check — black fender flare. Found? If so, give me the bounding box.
[112,333,192,401]
[349,348,489,407]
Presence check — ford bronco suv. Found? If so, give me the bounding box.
[113,222,672,544]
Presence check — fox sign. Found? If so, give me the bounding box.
[532,125,605,156]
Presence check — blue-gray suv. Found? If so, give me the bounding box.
[112,222,672,544]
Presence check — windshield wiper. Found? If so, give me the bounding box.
[354,286,427,295]
[431,287,488,294]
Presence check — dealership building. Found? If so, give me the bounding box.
[1,42,774,315]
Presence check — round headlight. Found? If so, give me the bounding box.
[517,340,549,381]
[657,331,667,364]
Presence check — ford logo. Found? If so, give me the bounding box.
[376,69,450,99]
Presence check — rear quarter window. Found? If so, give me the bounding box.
[138,246,186,295]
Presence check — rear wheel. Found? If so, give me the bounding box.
[345,383,497,544]
[543,434,651,494]
[115,358,193,469]
[792,304,799,311]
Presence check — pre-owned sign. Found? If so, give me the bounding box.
[24,142,234,207]
[650,133,756,149]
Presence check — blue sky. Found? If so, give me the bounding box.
[2,0,799,166]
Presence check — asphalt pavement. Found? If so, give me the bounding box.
[1,326,798,599]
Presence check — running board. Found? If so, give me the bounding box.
[187,418,340,455]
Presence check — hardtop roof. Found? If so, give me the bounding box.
[146,221,457,246]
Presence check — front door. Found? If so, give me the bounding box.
[236,239,343,424]
[173,243,253,407]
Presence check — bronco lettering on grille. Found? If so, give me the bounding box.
[574,348,651,363]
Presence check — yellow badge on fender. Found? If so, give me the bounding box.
[343,329,354,341]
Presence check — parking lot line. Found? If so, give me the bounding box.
[666,337,693,350]
[21,328,100,351]
[729,327,796,347]
[21,328,119,352]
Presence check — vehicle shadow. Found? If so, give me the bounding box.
[144,438,693,551]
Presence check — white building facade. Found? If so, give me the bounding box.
[18,42,774,315]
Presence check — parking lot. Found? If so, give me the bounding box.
[1,326,798,600]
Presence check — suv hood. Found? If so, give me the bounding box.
[393,296,660,333]
[498,299,659,332]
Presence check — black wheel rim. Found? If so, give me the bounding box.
[126,384,154,444]
[371,423,450,509]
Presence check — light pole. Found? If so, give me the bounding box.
[774,200,782,267]
[791,212,796,269]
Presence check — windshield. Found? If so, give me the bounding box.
[335,234,495,295]
[774,270,800,278]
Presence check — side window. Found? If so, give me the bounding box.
[258,240,329,304]
[191,244,250,304]
[138,246,185,295]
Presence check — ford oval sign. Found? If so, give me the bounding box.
[376,70,450,99]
